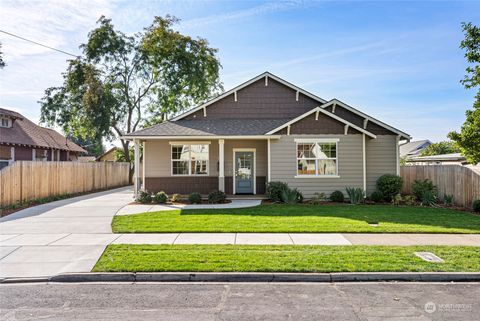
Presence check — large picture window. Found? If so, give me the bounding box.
[171,143,209,175]
[296,140,338,176]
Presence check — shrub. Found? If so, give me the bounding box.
[392,194,403,205]
[208,190,227,204]
[330,190,344,202]
[346,187,364,205]
[136,191,152,204]
[280,187,303,204]
[376,174,403,201]
[403,195,417,206]
[171,193,180,203]
[153,191,168,204]
[412,179,437,200]
[443,194,454,207]
[472,200,480,212]
[310,192,326,205]
[370,191,384,203]
[420,190,437,207]
[266,181,289,202]
[188,192,202,204]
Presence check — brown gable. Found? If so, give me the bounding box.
[273,112,361,135]
[184,78,320,120]
[324,105,397,135]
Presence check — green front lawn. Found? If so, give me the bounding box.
[112,204,480,233]
[94,245,480,272]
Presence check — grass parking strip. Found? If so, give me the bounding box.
[93,245,480,273]
[112,204,480,234]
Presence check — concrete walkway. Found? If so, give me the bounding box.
[0,187,133,278]
[1,187,479,278]
[116,199,262,215]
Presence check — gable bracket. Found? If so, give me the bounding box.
[315,110,319,120]
[203,107,207,117]
[296,90,299,101]
[287,125,291,135]
[344,124,349,135]
[265,75,268,86]
[363,118,368,129]
[332,103,336,113]
[234,91,237,102]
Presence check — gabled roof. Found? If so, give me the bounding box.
[400,139,431,157]
[170,72,327,121]
[0,108,86,153]
[0,108,23,120]
[265,106,377,138]
[96,147,122,161]
[321,99,411,140]
[123,118,290,138]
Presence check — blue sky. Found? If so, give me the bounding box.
[1,0,479,142]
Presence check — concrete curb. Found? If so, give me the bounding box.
[1,272,480,284]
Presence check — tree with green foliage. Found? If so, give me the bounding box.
[40,16,222,179]
[420,141,460,156]
[0,42,5,69]
[448,22,480,164]
[69,136,105,157]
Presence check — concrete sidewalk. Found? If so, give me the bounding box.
[1,186,479,278]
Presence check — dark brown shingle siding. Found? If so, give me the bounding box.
[185,78,321,120]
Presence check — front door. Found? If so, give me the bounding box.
[234,151,254,194]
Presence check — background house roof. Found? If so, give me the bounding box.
[400,139,431,157]
[0,107,86,153]
[126,118,290,137]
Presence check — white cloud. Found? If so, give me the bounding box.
[183,0,307,28]
[0,0,113,59]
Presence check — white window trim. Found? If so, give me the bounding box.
[295,139,339,178]
[0,117,11,128]
[233,148,256,195]
[170,143,210,176]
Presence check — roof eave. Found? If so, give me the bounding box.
[121,134,282,140]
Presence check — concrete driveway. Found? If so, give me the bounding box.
[0,187,133,278]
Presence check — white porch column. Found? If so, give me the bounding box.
[142,141,146,192]
[218,139,225,192]
[362,133,366,196]
[395,135,400,175]
[134,139,141,196]
[267,138,271,182]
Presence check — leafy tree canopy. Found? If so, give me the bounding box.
[448,22,480,164]
[40,15,222,176]
[420,141,460,156]
[69,136,105,157]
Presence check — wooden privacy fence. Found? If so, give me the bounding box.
[401,165,480,208]
[0,161,131,206]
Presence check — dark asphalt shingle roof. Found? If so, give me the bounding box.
[128,119,291,136]
[0,108,87,153]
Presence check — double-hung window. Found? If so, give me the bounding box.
[171,143,209,176]
[296,139,338,177]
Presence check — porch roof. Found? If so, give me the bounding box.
[124,118,290,138]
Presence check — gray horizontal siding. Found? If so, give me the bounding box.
[366,135,397,194]
[270,135,364,198]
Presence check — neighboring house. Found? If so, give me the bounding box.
[77,156,96,162]
[406,153,468,166]
[0,108,86,170]
[123,72,410,198]
[96,147,121,162]
[399,139,431,159]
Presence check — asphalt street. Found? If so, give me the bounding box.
[1,282,478,320]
